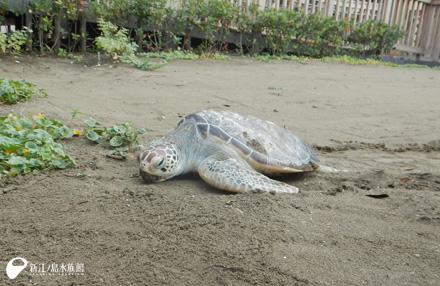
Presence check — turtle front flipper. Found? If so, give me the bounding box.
[198,157,299,194]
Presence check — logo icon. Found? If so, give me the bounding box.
[6,257,28,279]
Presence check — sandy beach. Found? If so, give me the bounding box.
[1,54,439,285]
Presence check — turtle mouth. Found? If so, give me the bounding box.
[140,171,165,183]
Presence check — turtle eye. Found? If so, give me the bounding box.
[151,156,165,169]
[157,158,165,167]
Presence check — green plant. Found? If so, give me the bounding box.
[27,0,87,53]
[0,28,31,55]
[55,47,68,57]
[1,1,24,24]
[347,20,405,57]
[196,0,239,53]
[167,0,238,52]
[293,13,348,57]
[6,28,31,54]
[0,32,5,53]
[88,0,129,26]
[96,20,168,70]
[83,117,146,157]
[55,48,84,61]
[69,32,81,52]
[260,8,300,55]
[122,53,163,70]
[317,16,349,57]
[168,0,204,50]
[95,20,137,59]
[71,108,82,119]
[1,0,409,60]
[168,0,239,53]
[0,78,48,104]
[0,1,9,24]
[28,0,54,53]
[0,113,75,177]
[125,0,168,51]
[237,4,265,55]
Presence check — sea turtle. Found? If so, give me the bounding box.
[139,110,319,193]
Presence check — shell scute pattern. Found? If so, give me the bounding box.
[190,110,318,171]
[229,138,252,156]
[206,125,231,143]
[196,123,209,140]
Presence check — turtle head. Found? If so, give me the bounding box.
[139,142,181,182]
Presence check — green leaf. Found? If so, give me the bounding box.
[35,147,45,156]
[86,130,100,142]
[51,158,67,169]
[59,126,73,138]
[137,128,146,134]
[10,165,24,175]
[25,141,38,150]
[113,125,126,134]
[33,116,52,127]
[0,165,7,174]
[26,133,41,142]
[34,129,52,142]
[6,155,28,166]
[0,136,20,148]
[16,118,33,129]
[109,136,124,147]
[53,147,65,157]
[84,118,97,128]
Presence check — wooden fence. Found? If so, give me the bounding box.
[391,0,440,61]
[231,0,440,60]
[180,0,440,61]
[3,0,439,60]
[210,0,440,61]
[236,0,385,22]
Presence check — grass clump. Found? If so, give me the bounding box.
[322,55,430,68]
[142,50,199,60]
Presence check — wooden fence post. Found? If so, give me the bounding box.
[80,13,86,53]
[25,8,32,52]
[429,5,440,60]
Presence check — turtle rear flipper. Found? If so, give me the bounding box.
[198,157,299,194]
